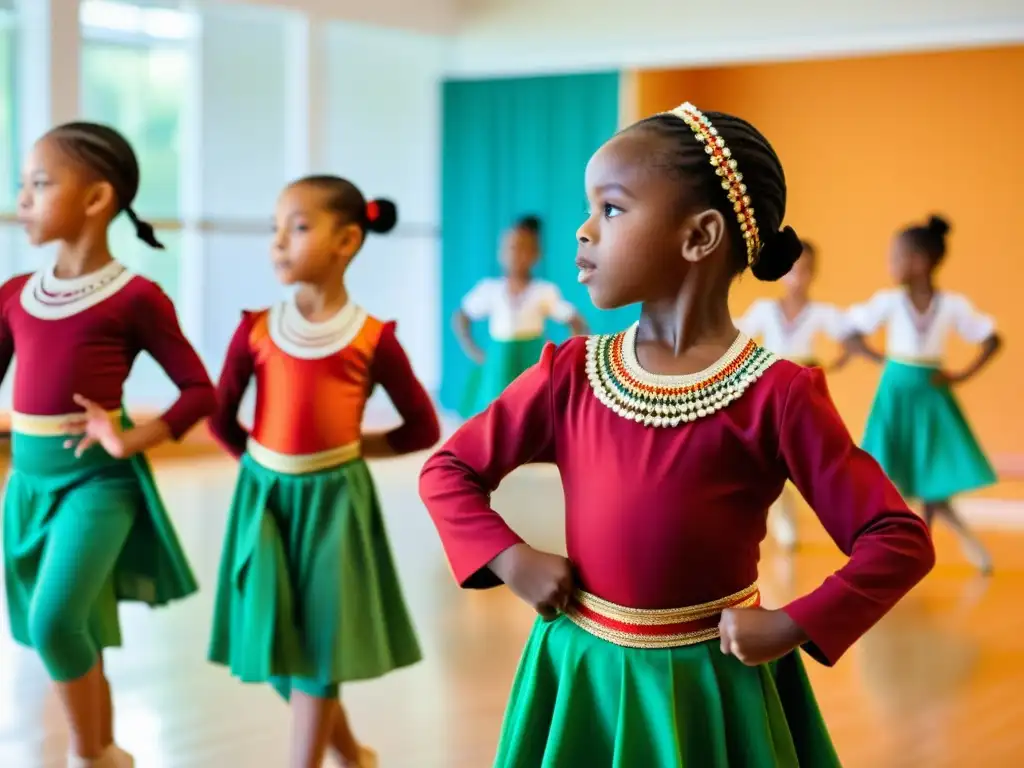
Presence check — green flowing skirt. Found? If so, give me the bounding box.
[496,617,840,768]
[459,337,547,419]
[862,360,996,502]
[207,454,422,688]
[2,423,199,651]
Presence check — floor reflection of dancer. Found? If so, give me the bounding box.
[453,215,587,418]
[845,215,1000,575]
[736,240,850,550]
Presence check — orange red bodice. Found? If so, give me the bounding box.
[209,302,439,463]
[247,309,383,455]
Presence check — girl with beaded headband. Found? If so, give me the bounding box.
[207,175,440,768]
[454,214,588,418]
[1,121,215,768]
[420,102,935,766]
[844,215,1001,575]
[736,240,851,552]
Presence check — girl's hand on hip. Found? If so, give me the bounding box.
[60,394,126,459]
[490,543,575,620]
[719,606,808,666]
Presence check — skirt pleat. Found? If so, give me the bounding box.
[862,361,996,502]
[494,616,840,768]
[207,455,421,689]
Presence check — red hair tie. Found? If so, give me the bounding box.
[366,200,379,222]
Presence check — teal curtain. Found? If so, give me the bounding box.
[440,72,629,412]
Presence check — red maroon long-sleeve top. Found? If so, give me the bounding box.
[0,272,214,439]
[208,307,440,459]
[419,335,935,667]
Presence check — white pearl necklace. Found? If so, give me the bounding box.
[267,297,368,360]
[20,260,135,320]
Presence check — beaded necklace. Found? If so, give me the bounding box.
[585,323,778,427]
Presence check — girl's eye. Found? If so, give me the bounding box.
[294,223,309,232]
[603,203,622,219]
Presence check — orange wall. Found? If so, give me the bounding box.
[634,46,1024,462]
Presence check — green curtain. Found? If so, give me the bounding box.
[440,72,628,412]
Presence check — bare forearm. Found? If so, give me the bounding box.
[568,315,588,336]
[844,334,884,364]
[453,310,484,362]
[119,418,173,458]
[957,334,1002,382]
[361,431,397,459]
[827,347,853,372]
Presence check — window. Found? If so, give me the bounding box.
[80,0,191,299]
[0,5,17,212]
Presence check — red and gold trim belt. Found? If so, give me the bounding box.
[565,583,760,649]
[666,102,761,267]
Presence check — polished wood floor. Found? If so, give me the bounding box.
[1,453,1023,767]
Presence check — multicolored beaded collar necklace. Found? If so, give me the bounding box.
[585,323,778,427]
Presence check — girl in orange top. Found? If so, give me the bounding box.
[207,176,440,768]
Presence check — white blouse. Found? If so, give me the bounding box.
[736,299,848,361]
[845,289,996,361]
[461,277,576,342]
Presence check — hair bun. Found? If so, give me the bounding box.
[926,215,950,238]
[750,226,802,282]
[517,215,542,235]
[365,198,397,234]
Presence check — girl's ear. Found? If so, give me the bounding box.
[680,208,726,265]
[84,180,116,219]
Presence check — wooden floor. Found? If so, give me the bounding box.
[1,454,1023,767]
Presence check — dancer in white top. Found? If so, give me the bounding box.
[454,215,587,417]
[736,240,850,550]
[845,215,1001,574]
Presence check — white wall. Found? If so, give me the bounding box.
[193,9,447,406]
[324,23,445,394]
[210,0,457,35]
[449,0,1024,75]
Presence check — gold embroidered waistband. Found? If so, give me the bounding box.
[245,439,361,475]
[888,356,941,368]
[11,409,123,437]
[564,583,760,650]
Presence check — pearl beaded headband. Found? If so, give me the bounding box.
[666,102,761,266]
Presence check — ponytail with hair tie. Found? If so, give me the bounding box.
[125,207,165,250]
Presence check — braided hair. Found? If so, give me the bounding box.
[293,175,397,244]
[44,122,164,250]
[632,111,802,282]
[900,215,950,266]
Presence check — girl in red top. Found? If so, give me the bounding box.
[207,176,440,768]
[2,122,215,768]
[420,104,936,766]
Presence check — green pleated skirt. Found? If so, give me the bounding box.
[862,360,997,502]
[459,337,547,419]
[207,453,422,690]
[496,616,840,768]
[2,427,199,651]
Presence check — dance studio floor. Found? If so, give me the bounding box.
[1,451,1023,767]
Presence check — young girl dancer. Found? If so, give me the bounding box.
[420,103,936,766]
[454,215,587,417]
[845,215,1000,575]
[2,122,214,768]
[207,176,440,768]
[736,240,850,550]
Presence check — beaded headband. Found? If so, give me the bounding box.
[666,102,761,266]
